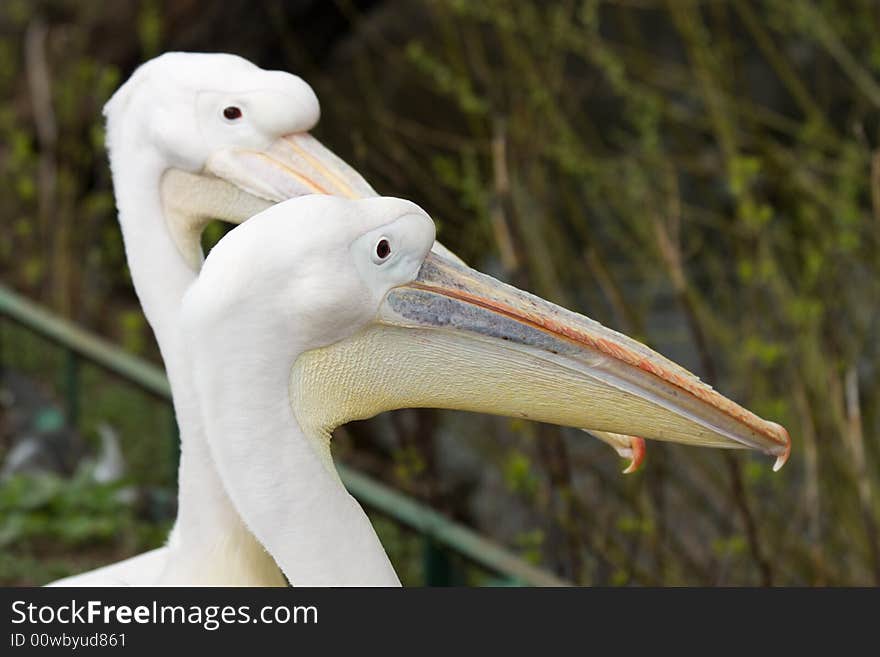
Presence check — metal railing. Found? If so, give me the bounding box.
[0,283,568,587]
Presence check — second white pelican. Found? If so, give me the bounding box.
[181,195,791,586]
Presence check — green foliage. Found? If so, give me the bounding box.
[138,0,162,58]
[406,41,488,116]
[392,445,427,484]
[0,472,128,548]
[502,449,539,500]
[320,0,880,586]
[514,528,545,566]
[0,472,168,584]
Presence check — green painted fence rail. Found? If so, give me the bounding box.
[0,283,568,587]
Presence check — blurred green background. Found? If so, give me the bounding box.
[0,0,878,586]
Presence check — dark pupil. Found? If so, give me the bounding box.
[376,239,391,259]
[223,106,242,120]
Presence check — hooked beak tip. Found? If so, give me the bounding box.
[622,437,647,474]
[772,424,792,472]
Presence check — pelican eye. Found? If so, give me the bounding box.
[373,238,391,263]
[223,106,243,121]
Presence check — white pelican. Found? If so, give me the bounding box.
[180,195,790,586]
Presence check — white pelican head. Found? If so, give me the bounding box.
[104,52,374,269]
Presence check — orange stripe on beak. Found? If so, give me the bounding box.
[411,279,791,464]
